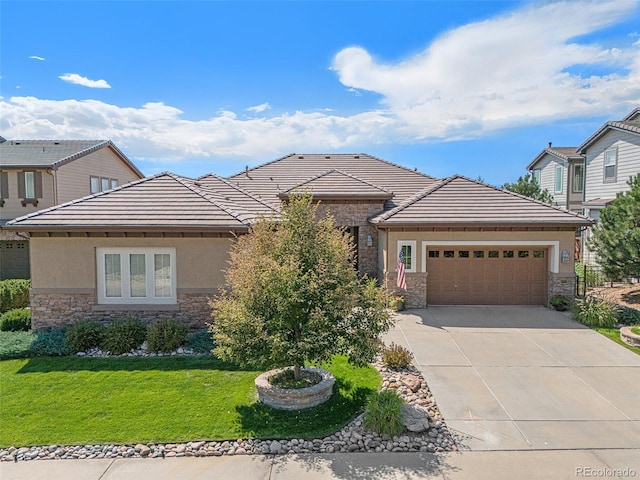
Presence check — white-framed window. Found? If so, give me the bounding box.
[90,176,100,194]
[96,248,176,305]
[101,177,110,192]
[572,164,584,193]
[397,241,416,273]
[110,179,119,189]
[24,171,35,198]
[554,165,563,193]
[532,169,541,186]
[91,176,119,193]
[604,147,617,181]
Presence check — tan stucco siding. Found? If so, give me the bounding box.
[385,229,578,276]
[56,147,143,203]
[30,236,233,291]
[0,169,55,222]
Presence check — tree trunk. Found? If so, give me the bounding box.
[293,365,302,381]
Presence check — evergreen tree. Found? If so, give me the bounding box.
[503,173,554,204]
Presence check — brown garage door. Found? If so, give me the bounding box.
[0,241,30,280]
[426,247,548,305]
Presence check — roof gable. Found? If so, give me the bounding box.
[527,146,582,170]
[578,120,640,153]
[277,169,393,200]
[371,175,591,227]
[622,107,640,121]
[6,173,272,231]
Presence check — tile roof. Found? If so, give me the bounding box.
[622,107,640,121]
[527,146,582,170]
[370,175,592,227]
[0,139,144,177]
[195,174,281,217]
[6,173,277,231]
[277,169,393,200]
[226,153,437,210]
[582,198,615,207]
[577,120,640,153]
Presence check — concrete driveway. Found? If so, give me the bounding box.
[386,306,640,451]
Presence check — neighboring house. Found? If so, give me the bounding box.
[526,144,585,212]
[0,139,144,279]
[6,153,590,331]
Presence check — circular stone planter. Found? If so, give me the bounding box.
[620,326,640,348]
[255,367,335,411]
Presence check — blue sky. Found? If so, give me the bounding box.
[1,0,640,185]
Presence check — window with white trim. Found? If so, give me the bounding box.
[604,148,617,181]
[24,171,35,198]
[572,164,584,193]
[90,176,100,194]
[554,165,563,193]
[397,241,416,273]
[96,248,176,304]
[532,169,541,186]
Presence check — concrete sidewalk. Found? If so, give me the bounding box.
[2,450,639,480]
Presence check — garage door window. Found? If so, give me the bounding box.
[503,250,514,258]
[488,250,499,258]
[444,250,454,258]
[428,250,439,258]
[518,250,529,258]
[473,251,484,258]
[533,250,545,258]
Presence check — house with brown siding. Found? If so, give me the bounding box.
[0,139,144,279]
[6,154,590,331]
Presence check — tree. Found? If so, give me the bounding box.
[588,174,640,280]
[503,173,554,204]
[210,194,393,380]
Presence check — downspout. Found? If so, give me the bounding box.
[49,167,59,205]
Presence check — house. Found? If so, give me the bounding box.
[526,144,585,212]
[5,154,590,331]
[0,139,144,279]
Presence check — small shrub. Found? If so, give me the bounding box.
[573,297,617,328]
[0,308,31,332]
[549,294,571,312]
[187,329,215,354]
[102,317,147,355]
[0,279,31,313]
[389,295,405,311]
[66,319,105,352]
[363,389,405,436]
[29,330,72,356]
[147,319,188,353]
[0,331,35,359]
[616,305,640,325]
[631,325,640,336]
[382,343,413,370]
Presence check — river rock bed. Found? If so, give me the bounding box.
[0,360,458,462]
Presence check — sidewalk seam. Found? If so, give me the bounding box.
[98,458,116,480]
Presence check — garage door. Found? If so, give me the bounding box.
[426,247,548,305]
[0,241,30,280]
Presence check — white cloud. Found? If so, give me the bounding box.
[59,73,111,89]
[346,87,362,97]
[29,55,45,61]
[246,102,271,113]
[332,0,640,139]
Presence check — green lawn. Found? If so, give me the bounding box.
[594,327,640,356]
[0,355,380,447]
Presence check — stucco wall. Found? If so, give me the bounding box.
[0,169,55,222]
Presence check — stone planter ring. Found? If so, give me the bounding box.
[255,367,335,411]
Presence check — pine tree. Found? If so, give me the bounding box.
[503,173,554,204]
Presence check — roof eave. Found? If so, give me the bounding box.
[371,220,592,228]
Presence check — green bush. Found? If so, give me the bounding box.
[30,330,72,356]
[0,279,31,313]
[382,343,413,370]
[363,389,405,437]
[66,319,105,352]
[0,331,35,359]
[549,294,572,311]
[616,305,640,325]
[102,317,147,355]
[573,297,617,327]
[0,308,31,332]
[146,319,188,353]
[631,325,640,336]
[186,329,215,354]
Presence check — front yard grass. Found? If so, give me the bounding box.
[594,327,640,356]
[0,355,380,448]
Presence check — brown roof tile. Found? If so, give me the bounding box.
[277,169,393,200]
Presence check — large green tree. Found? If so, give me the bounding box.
[588,174,640,280]
[503,173,554,204]
[210,194,392,379]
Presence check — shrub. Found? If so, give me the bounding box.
[616,305,640,326]
[66,319,105,352]
[382,343,413,370]
[186,329,215,354]
[631,325,640,336]
[102,317,147,355]
[549,294,571,312]
[573,297,617,328]
[29,330,72,356]
[0,279,31,313]
[363,390,405,436]
[0,308,31,332]
[0,331,35,360]
[146,319,188,353]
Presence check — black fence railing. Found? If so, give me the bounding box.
[575,263,640,298]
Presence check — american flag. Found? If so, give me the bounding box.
[397,249,407,290]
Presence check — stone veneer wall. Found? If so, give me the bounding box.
[30,290,213,331]
[316,200,385,279]
[548,272,576,302]
[384,271,428,309]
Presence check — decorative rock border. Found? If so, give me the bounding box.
[0,359,458,462]
[620,326,640,347]
[255,367,335,410]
